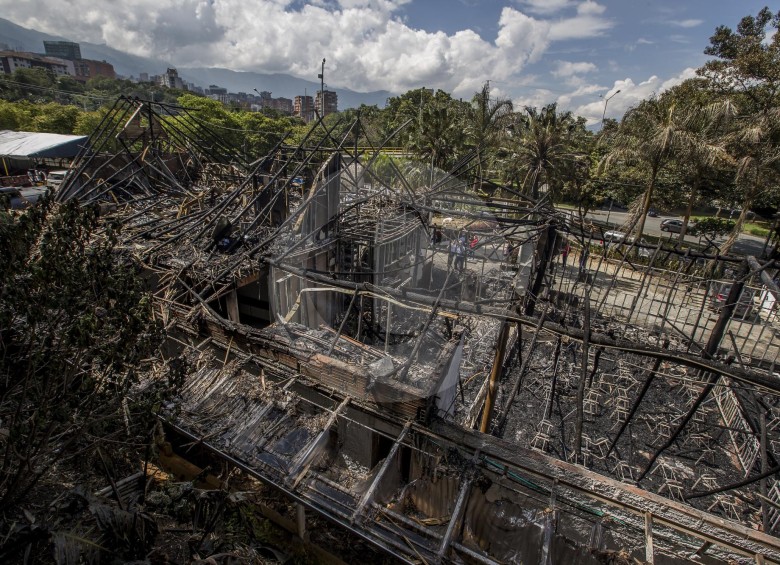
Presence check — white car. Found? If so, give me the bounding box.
[46,170,69,190]
[603,230,630,243]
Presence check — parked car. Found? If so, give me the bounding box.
[603,230,630,243]
[46,169,69,190]
[660,219,684,233]
[709,282,757,319]
[0,186,48,210]
[647,208,659,217]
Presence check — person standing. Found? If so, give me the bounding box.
[579,245,590,273]
[455,240,466,271]
[448,239,457,270]
[561,241,571,269]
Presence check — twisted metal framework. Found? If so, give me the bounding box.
[61,97,780,563]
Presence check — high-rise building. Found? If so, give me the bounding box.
[294,95,315,122]
[315,90,338,117]
[272,97,293,114]
[43,41,81,60]
[158,68,184,90]
[206,85,228,96]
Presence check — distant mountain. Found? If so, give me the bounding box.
[0,17,391,109]
[177,66,391,109]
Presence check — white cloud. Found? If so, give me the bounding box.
[512,88,556,110]
[572,67,697,125]
[551,60,597,78]
[549,12,613,40]
[670,18,703,28]
[516,0,572,15]
[577,1,606,16]
[637,38,654,45]
[3,1,572,96]
[556,83,603,107]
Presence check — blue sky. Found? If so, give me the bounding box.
[0,0,773,122]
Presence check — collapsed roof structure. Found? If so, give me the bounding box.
[57,96,780,563]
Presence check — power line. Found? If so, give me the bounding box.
[0,77,116,101]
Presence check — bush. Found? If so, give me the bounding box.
[688,217,735,238]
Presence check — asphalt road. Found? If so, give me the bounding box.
[581,209,769,257]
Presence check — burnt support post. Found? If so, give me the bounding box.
[574,294,591,459]
[525,224,557,317]
[226,288,240,323]
[480,321,510,434]
[495,303,549,435]
[296,503,307,540]
[351,421,412,524]
[762,412,769,532]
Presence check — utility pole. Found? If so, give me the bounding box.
[600,89,621,127]
[318,58,326,117]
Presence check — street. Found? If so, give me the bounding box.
[581,209,769,257]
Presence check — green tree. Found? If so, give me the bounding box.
[0,99,31,130]
[30,102,81,134]
[658,82,735,239]
[238,111,296,157]
[505,103,580,200]
[464,82,513,187]
[600,95,684,240]
[176,93,243,150]
[698,7,780,254]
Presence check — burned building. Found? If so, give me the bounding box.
[56,96,780,563]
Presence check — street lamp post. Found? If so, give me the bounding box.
[600,89,621,126]
[317,58,326,117]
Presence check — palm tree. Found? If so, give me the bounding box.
[672,99,736,240]
[719,106,780,255]
[464,82,513,189]
[404,92,464,171]
[505,103,579,200]
[600,96,680,240]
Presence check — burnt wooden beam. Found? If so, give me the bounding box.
[495,304,549,435]
[351,421,412,524]
[435,474,473,562]
[480,320,510,434]
[645,512,655,564]
[288,396,351,489]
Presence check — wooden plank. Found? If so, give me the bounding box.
[645,511,654,564]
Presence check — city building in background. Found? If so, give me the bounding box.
[315,89,338,117]
[158,68,184,90]
[294,95,315,122]
[0,51,74,76]
[42,41,81,61]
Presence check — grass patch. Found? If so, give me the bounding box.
[745,223,770,237]
[690,215,770,237]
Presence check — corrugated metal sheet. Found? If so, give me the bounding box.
[0,130,87,158]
